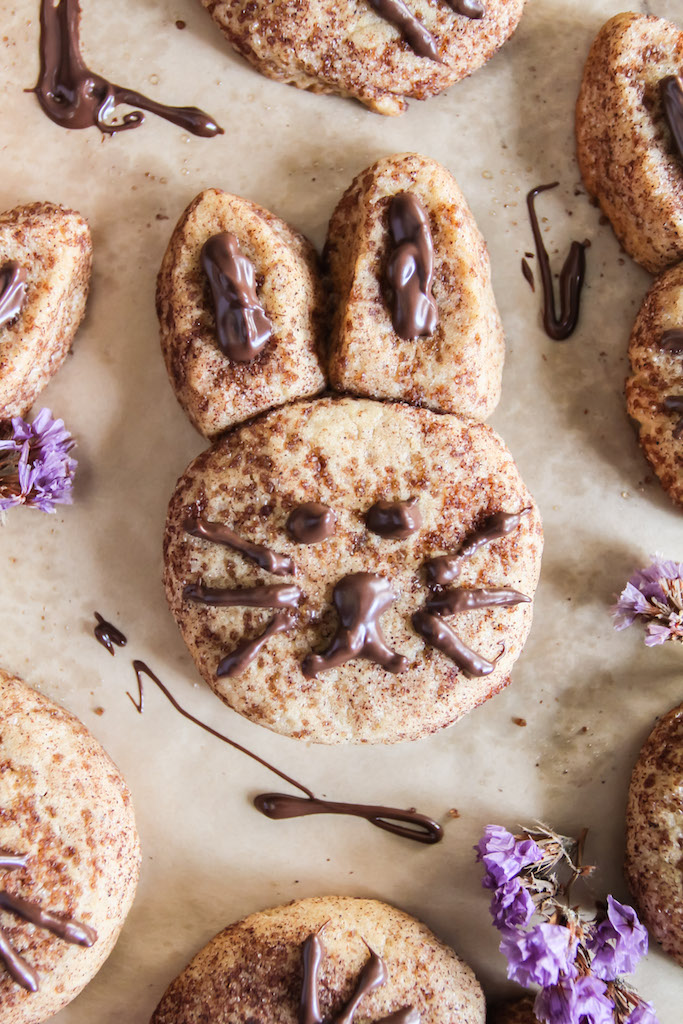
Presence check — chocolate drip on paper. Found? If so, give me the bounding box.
[386,193,438,340]
[412,609,501,677]
[255,793,442,844]
[128,660,442,844]
[526,183,586,341]
[661,328,683,353]
[0,263,27,330]
[184,582,302,610]
[287,503,336,544]
[661,75,683,161]
[425,510,526,586]
[369,0,440,62]
[302,573,408,678]
[93,612,127,656]
[447,0,485,17]
[201,232,272,362]
[366,498,422,539]
[521,257,535,292]
[663,395,683,440]
[217,610,295,677]
[34,0,223,137]
[426,587,530,616]
[184,516,295,576]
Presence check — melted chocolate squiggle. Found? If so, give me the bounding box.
[93,612,127,656]
[366,498,422,539]
[287,503,337,544]
[661,75,683,161]
[217,611,296,677]
[386,194,438,340]
[184,516,295,576]
[425,586,530,616]
[447,0,485,17]
[302,573,408,678]
[128,660,442,844]
[184,582,302,610]
[0,263,28,331]
[34,0,223,137]
[425,510,527,585]
[526,183,586,341]
[369,1,440,62]
[412,609,502,677]
[201,232,272,362]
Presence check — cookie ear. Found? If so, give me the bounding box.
[325,153,504,420]
[0,202,92,420]
[576,13,683,274]
[156,188,327,439]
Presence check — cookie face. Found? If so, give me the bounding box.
[150,896,485,1024]
[156,188,326,439]
[0,669,140,1023]
[326,153,504,419]
[199,1,526,116]
[576,13,683,274]
[625,702,683,967]
[0,202,92,420]
[163,396,543,744]
[626,262,683,508]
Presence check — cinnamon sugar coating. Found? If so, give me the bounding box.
[0,202,92,420]
[198,0,526,115]
[576,13,683,274]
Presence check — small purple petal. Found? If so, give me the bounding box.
[588,896,648,980]
[626,999,660,1024]
[489,876,536,930]
[500,923,578,988]
[534,976,614,1024]
[475,825,544,888]
[644,623,675,647]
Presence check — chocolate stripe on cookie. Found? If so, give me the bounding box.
[426,586,530,615]
[386,194,438,340]
[663,395,683,440]
[184,517,296,576]
[185,582,302,609]
[661,74,683,161]
[425,510,527,585]
[412,609,502,676]
[662,328,683,353]
[201,232,273,362]
[0,262,27,330]
[447,0,485,17]
[369,1,440,62]
[217,611,296,677]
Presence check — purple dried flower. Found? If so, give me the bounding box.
[0,409,76,514]
[588,896,648,980]
[489,876,536,930]
[625,999,659,1024]
[612,559,683,645]
[499,923,578,988]
[475,825,544,889]
[534,976,615,1024]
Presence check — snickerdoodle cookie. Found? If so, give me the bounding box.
[0,202,92,420]
[156,188,326,439]
[198,1,526,116]
[151,896,485,1024]
[626,262,683,508]
[625,701,683,967]
[576,13,683,274]
[0,669,141,1023]
[163,396,543,745]
[326,153,504,419]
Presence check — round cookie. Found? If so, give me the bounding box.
[576,13,683,274]
[163,396,543,744]
[625,702,683,967]
[150,895,485,1024]
[198,0,527,116]
[626,262,683,508]
[0,669,141,1022]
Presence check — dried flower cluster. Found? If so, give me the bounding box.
[0,409,76,515]
[476,824,657,1024]
[612,559,683,646]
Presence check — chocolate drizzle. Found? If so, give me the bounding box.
[425,510,526,586]
[662,329,683,353]
[386,193,438,340]
[663,395,683,440]
[287,503,337,544]
[217,611,296,677]
[0,854,97,992]
[201,232,272,362]
[447,0,485,17]
[0,263,28,330]
[425,586,530,616]
[521,257,535,292]
[128,660,442,844]
[412,609,502,677]
[93,612,127,656]
[34,0,223,137]
[184,516,295,576]
[366,498,422,539]
[661,75,683,161]
[298,930,420,1024]
[526,183,586,341]
[369,1,440,62]
[184,582,302,610]
[302,573,408,678]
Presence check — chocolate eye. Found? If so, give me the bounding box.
[286,502,336,544]
[365,498,422,540]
